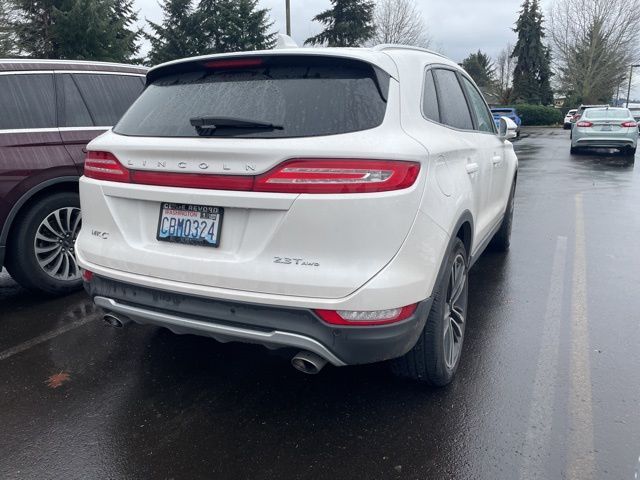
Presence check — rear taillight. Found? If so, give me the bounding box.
[315,304,418,326]
[84,151,130,182]
[622,121,638,128]
[576,121,593,127]
[255,159,420,194]
[84,152,420,194]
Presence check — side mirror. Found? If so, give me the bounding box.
[499,116,518,140]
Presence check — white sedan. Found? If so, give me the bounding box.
[564,109,577,129]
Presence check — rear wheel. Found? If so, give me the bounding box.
[391,238,468,386]
[624,146,637,157]
[5,192,83,296]
[570,146,579,155]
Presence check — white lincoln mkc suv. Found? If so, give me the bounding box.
[76,42,518,385]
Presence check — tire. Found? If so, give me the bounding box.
[570,146,579,155]
[5,192,83,296]
[625,146,637,157]
[489,180,516,252]
[391,238,468,386]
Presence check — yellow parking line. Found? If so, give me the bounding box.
[568,193,595,479]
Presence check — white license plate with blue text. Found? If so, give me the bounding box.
[156,203,223,248]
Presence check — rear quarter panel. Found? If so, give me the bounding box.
[0,131,79,238]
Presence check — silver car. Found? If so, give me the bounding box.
[570,107,638,157]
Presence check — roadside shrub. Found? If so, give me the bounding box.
[511,104,563,126]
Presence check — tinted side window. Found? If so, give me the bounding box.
[461,76,495,133]
[433,69,473,130]
[61,74,93,127]
[0,74,56,129]
[72,74,144,126]
[422,70,440,122]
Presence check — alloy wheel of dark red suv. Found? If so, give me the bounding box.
[0,59,147,295]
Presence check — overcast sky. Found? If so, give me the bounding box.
[134,0,554,62]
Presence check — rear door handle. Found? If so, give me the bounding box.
[466,162,479,174]
[492,155,503,165]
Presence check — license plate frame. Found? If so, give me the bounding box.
[156,202,224,248]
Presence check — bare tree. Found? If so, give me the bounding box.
[371,0,431,48]
[495,43,515,104]
[549,0,640,104]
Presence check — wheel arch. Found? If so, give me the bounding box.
[454,212,474,257]
[430,210,474,298]
[1,177,80,249]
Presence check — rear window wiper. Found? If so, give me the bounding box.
[189,116,283,135]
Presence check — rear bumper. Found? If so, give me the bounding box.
[85,276,432,366]
[573,135,637,148]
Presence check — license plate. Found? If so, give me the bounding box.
[157,203,223,247]
[602,125,612,131]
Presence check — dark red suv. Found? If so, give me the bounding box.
[0,59,146,295]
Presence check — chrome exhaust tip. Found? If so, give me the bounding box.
[103,313,131,329]
[291,351,328,375]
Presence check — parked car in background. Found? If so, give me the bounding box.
[0,59,146,295]
[570,107,638,158]
[564,109,577,129]
[570,104,609,126]
[491,107,522,135]
[78,46,519,385]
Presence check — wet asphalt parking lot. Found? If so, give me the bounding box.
[1,127,639,480]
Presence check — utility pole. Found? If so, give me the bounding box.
[286,0,291,36]
[626,65,640,108]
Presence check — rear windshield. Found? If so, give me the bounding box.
[583,109,630,119]
[114,56,389,138]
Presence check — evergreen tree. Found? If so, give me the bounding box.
[52,0,114,60]
[0,0,15,56]
[146,0,199,64]
[511,0,554,104]
[228,0,276,52]
[305,0,375,47]
[12,0,61,57]
[12,0,140,60]
[461,50,495,89]
[110,0,142,61]
[538,48,554,105]
[197,0,276,54]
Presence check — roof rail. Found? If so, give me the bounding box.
[372,44,447,59]
[0,58,145,69]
